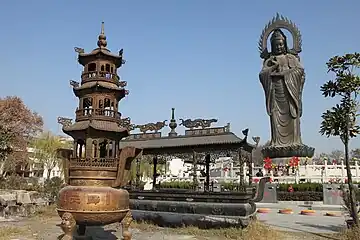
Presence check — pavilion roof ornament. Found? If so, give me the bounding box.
[97,21,107,48]
[179,118,218,129]
[57,117,73,127]
[135,121,167,134]
[168,108,178,137]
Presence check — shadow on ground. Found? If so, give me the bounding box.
[81,226,120,240]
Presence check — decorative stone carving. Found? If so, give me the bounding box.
[179,118,218,129]
[135,120,167,133]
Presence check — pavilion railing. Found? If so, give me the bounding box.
[75,108,121,122]
[81,71,119,82]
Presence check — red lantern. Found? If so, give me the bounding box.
[223,167,229,172]
[263,157,272,170]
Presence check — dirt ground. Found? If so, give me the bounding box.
[0,215,340,240]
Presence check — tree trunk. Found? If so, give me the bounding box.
[345,121,359,226]
[47,168,52,180]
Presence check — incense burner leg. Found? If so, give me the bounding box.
[59,212,76,240]
[121,211,133,240]
[77,225,86,236]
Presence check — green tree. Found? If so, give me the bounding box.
[251,140,270,166]
[351,148,360,163]
[30,131,71,179]
[320,150,345,164]
[319,53,360,226]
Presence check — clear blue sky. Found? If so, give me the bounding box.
[0,1,359,154]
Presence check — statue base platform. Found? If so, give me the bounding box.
[270,156,311,165]
[261,144,315,159]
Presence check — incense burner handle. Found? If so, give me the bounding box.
[252,177,271,202]
[112,147,139,188]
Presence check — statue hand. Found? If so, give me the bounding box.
[268,64,279,74]
[271,71,282,77]
[271,69,291,76]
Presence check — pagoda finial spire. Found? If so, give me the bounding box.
[97,21,107,48]
[101,21,105,35]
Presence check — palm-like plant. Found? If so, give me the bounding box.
[30,132,71,179]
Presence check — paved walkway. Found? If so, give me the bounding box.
[259,212,344,233]
[257,201,344,211]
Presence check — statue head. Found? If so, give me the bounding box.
[270,29,288,55]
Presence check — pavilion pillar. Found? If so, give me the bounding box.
[249,148,254,185]
[73,141,77,157]
[85,138,93,158]
[106,141,110,158]
[152,156,158,189]
[239,147,245,187]
[205,154,210,191]
[136,152,142,189]
[112,141,116,157]
[79,143,83,158]
[192,151,198,189]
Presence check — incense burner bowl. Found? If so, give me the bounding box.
[57,146,139,240]
[57,186,129,226]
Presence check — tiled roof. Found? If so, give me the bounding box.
[119,132,246,149]
[78,48,123,67]
[63,120,128,133]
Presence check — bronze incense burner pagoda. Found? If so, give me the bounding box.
[57,22,139,240]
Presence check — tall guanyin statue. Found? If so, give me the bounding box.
[258,13,315,160]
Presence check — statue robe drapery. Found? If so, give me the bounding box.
[259,54,305,147]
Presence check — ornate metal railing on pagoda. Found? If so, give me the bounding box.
[69,157,118,170]
[81,70,119,82]
[75,108,122,122]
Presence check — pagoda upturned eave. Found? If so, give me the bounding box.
[77,48,124,68]
[72,81,127,100]
[62,120,130,138]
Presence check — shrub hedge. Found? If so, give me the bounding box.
[160,181,195,189]
[277,183,323,192]
[160,181,324,192]
[277,191,323,201]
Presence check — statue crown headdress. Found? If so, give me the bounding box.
[270,29,285,42]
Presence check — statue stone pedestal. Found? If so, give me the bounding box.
[271,156,309,165]
[261,144,315,164]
